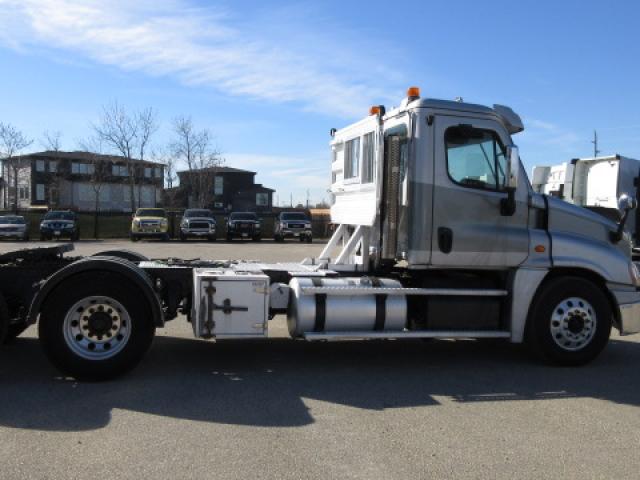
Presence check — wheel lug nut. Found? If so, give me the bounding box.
[75,334,83,341]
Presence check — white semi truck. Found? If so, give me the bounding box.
[2,87,640,380]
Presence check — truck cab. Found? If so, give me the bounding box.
[320,87,640,363]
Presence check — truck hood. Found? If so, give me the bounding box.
[546,196,632,256]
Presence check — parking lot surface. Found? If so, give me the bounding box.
[1,240,640,479]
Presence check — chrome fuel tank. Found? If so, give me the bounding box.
[287,277,407,337]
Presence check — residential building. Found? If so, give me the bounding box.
[174,166,274,212]
[0,151,164,212]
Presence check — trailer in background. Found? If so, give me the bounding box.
[532,155,640,243]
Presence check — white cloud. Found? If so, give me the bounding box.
[0,0,402,118]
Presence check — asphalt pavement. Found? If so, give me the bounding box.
[1,240,640,479]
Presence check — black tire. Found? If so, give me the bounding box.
[161,234,170,242]
[40,234,47,241]
[274,234,282,242]
[226,235,233,242]
[130,235,139,242]
[0,292,8,345]
[306,236,313,244]
[180,233,187,242]
[38,271,155,381]
[526,276,612,366]
[208,235,216,242]
[253,236,261,242]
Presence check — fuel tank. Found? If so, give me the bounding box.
[287,277,407,337]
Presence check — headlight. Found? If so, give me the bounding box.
[629,261,640,287]
[133,220,140,227]
[256,222,261,228]
[161,219,168,227]
[280,222,286,228]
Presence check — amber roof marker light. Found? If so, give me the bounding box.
[369,105,386,116]
[407,86,421,99]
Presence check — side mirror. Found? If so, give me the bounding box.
[611,193,637,243]
[618,193,637,212]
[501,145,520,216]
[506,145,520,189]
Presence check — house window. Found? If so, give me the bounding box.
[49,160,57,173]
[445,126,507,191]
[112,165,129,176]
[344,137,360,179]
[144,167,152,178]
[362,132,375,183]
[256,193,269,206]
[214,176,223,195]
[154,167,163,178]
[36,184,45,201]
[18,186,29,200]
[36,160,45,172]
[72,162,94,175]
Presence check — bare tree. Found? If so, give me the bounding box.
[0,123,33,212]
[93,102,157,212]
[89,156,109,239]
[78,136,108,237]
[170,116,222,208]
[41,130,64,207]
[135,108,158,207]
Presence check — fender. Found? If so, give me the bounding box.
[27,256,164,327]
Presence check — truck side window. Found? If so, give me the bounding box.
[344,137,360,179]
[446,126,506,191]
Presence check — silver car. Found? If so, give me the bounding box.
[180,209,217,241]
[0,215,29,241]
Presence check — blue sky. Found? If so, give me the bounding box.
[1,0,639,205]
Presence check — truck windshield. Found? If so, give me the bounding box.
[137,209,166,217]
[230,213,257,220]
[44,212,75,220]
[0,216,25,224]
[185,210,213,218]
[281,213,308,221]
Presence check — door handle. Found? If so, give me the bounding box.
[438,227,453,254]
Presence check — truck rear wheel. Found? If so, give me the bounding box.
[38,271,155,380]
[526,276,612,366]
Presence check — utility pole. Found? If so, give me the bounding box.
[290,193,293,208]
[592,130,600,158]
[306,189,310,209]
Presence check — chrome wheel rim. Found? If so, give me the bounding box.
[550,297,596,351]
[62,296,131,360]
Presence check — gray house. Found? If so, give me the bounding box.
[0,151,164,212]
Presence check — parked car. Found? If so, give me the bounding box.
[180,209,217,241]
[226,212,261,241]
[40,210,79,241]
[0,215,29,241]
[130,208,169,242]
[274,211,313,243]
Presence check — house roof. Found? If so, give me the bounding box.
[6,151,165,167]
[177,166,255,175]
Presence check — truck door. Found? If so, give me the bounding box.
[431,115,529,267]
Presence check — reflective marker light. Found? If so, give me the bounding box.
[369,106,381,116]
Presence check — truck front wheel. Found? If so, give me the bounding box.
[38,271,155,380]
[526,276,612,366]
